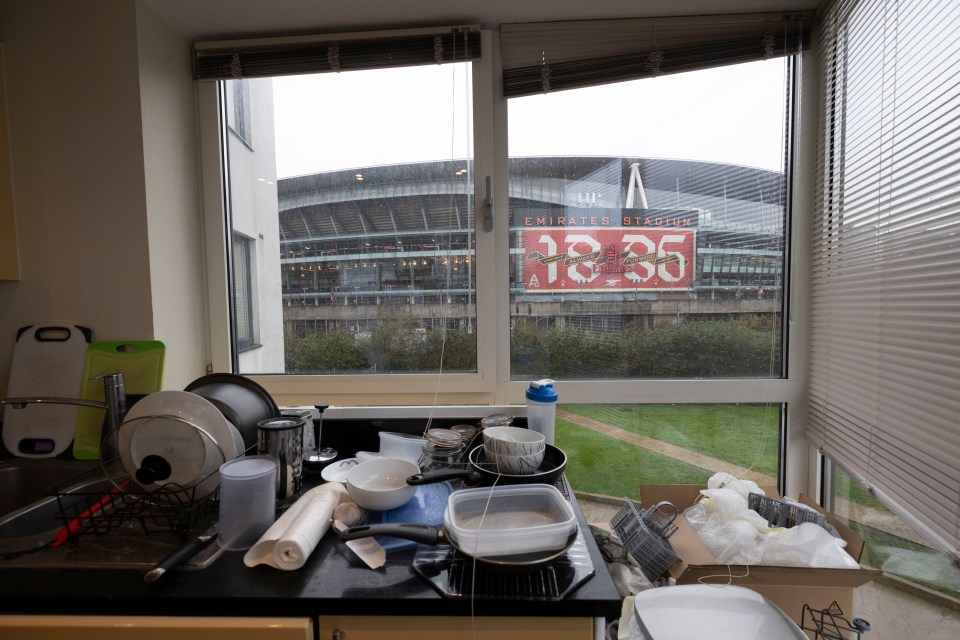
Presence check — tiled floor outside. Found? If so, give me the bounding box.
[576,493,960,640]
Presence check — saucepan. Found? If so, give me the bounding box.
[339,484,578,567]
[405,443,567,487]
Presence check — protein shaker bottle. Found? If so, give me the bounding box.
[525,379,558,445]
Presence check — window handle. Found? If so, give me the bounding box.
[483,176,494,232]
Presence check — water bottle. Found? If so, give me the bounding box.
[525,379,558,445]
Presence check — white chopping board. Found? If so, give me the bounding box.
[2,325,91,457]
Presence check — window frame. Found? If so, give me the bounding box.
[196,27,814,495]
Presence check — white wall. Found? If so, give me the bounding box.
[0,0,209,394]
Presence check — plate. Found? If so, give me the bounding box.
[118,390,241,497]
[321,457,359,482]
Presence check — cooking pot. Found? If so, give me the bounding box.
[406,443,566,487]
[340,484,578,567]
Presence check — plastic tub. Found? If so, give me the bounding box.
[442,484,576,557]
[378,431,426,464]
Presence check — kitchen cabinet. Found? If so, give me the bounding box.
[0,615,312,640]
[318,615,598,639]
[0,46,18,281]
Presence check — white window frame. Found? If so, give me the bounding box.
[196,29,816,497]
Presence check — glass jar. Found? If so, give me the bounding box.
[418,428,467,471]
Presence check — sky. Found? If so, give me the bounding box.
[272,59,787,179]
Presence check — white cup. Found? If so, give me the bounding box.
[217,455,278,550]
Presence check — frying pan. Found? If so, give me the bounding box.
[339,484,578,568]
[406,443,567,487]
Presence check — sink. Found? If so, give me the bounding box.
[0,458,101,515]
[0,459,221,569]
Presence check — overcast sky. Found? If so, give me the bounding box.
[272,59,787,179]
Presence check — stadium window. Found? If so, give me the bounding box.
[196,18,808,436]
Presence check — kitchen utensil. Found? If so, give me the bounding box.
[406,443,567,487]
[340,484,578,567]
[630,584,807,639]
[377,431,426,464]
[74,340,165,460]
[184,373,280,453]
[218,455,278,551]
[257,417,304,499]
[321,457,359,482]
[2,325,91,457]
[345,458,418,511]
[482,425,545,457]
[143,526,217,583]
[117,391,242,498]
[302,403,337,472]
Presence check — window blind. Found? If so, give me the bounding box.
[501,12,812,97]
[194,26,481,80]
[808,0,960,563]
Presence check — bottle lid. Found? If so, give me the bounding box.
[526,379,558,403]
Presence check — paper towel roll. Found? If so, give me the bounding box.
[243,482,350,570]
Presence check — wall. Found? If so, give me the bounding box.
[0,0,208,395]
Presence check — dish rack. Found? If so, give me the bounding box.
[51,460,219,542]
[801,601,872,639]
[748,492,828,529]
[609,498,680,583]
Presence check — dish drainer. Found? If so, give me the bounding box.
[801,601,872,639]
[609,498,680,582]
[51,460,219,542]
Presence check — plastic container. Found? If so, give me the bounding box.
[217,455,278,550]
[378,431,426,464]
[525,379,558,445]
[442,484,576,558]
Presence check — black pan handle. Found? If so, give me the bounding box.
[406,468,485,485]
[339,523,441,546]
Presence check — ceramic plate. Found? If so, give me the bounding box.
[321,457,360,482]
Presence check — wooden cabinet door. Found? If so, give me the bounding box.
[317,615,596,640]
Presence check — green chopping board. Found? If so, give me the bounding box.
[73,340,166,460]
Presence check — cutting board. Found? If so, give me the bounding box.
[73,340,166,460]
[2,325,91,457]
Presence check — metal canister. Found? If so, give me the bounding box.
[256,417,304,499]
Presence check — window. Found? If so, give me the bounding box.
[197,19,806,496]
[232,233,255,351]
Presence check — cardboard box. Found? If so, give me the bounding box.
[639,485,880,628]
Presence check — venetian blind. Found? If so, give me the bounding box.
[500,12,811,97]
[194,26,481,80]
[807,0,960,563]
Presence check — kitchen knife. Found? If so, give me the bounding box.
[144,527,217,583]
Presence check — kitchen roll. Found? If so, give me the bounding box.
[243,482,350,570]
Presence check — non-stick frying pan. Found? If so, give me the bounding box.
[339,484,578,568]
[406,443,567,487]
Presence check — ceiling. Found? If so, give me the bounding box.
[145,0,821,41]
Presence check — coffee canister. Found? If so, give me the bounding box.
[256,417,305,499]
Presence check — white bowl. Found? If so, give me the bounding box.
[482,426,545,458]
[481,447,545,475]
[345,457,419,511]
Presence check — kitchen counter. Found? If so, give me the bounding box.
[0,471,621,621]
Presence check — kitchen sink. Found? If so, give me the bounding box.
[0,458,221,570]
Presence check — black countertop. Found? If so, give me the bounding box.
[0,470,621,620]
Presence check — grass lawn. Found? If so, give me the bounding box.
[560,403,779,478]
[556,418,712,498]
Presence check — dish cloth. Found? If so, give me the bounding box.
[244,482,350,570]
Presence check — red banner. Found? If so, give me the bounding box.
[521,227,697,292]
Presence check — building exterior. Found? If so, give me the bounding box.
[277,156,784,336]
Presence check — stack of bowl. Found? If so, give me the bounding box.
[481,426,545,475]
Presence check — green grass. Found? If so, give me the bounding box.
[556,419,711,498]
[560,403,779,478]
